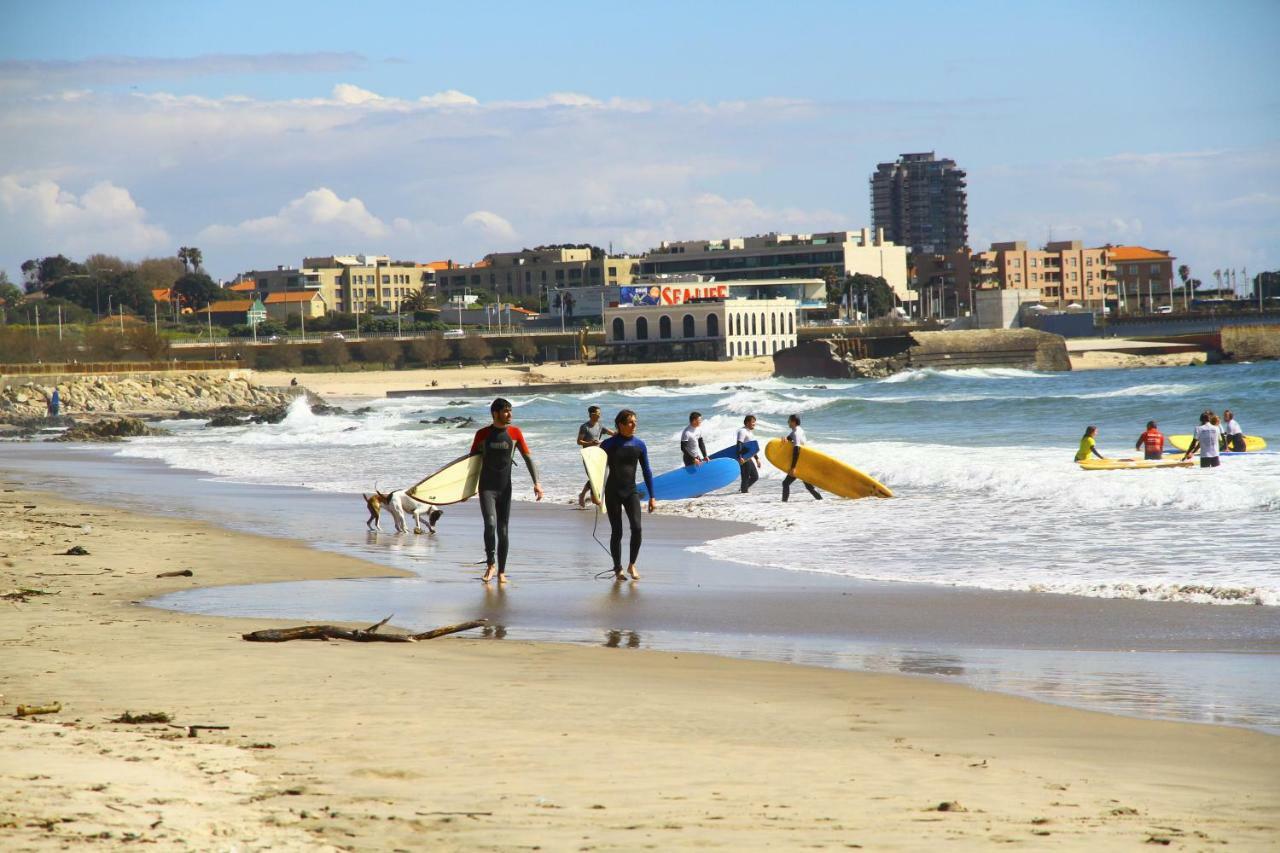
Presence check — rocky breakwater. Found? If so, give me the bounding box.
[0,373,291,425]
[774,329,1071,379]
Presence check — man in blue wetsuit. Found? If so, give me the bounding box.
[599,408,656,581]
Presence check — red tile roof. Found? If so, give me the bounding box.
[264,292,322,304]
[201,300,256,313]
[1108,245,1173,262]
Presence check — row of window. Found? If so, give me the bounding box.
[731,339,789,357]
[642,250,844,275]
[611,311,796,342]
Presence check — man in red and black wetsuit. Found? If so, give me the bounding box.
[470,397,543,583]
[1134,420,1165,460]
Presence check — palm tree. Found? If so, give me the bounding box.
[188,247,203,272]
[177,247,191,273]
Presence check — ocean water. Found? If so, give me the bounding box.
[113,361,1280,607]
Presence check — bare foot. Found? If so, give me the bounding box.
[481,565,495,583]
[498,573,509,584]
[627,564,640,580]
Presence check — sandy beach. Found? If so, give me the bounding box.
[254,358,775,400]
[3,483,1278,851]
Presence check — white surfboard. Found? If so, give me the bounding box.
[581,446,607,513]
[407,452,483,505]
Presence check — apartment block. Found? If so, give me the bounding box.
[436,247,640,302]
[972,241,1115,308]
[638,228,911,303]
[871,152,969,255]
[245,254,435,315]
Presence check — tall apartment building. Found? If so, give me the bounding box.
[245,255,436,315]
[437,247,640,302]
[870,152,968,255]
[1105,246,1176,312]
[638,228,911,303]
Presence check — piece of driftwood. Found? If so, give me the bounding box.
[155,569,194,578]
[241,615,487,643]
[16,702,61,717]
[168,724,230,738]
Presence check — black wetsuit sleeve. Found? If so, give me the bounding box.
[639,440,655,498]
[698,437,708,459]
[791,444,801,467]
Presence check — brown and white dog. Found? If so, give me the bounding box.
[364,489,443,534]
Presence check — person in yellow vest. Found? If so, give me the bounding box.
[1075,425,1104,462]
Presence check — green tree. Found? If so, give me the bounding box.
[400,288,434,312]
[127,326,172,360]
[172,272,223,310]
[409,333,451,366]
[84,253,130,274]
[135,257,186,294]
[358,338,400,367]
[847,273,895,318]
[0,271,22,309]
[317,337,351,368]
[459,335,491,362]
[177,247,204,272]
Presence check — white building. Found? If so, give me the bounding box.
[604,289,799,361]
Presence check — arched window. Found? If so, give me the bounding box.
[683,314,696,338]
[659,315,672,339]
[636,316,649,341]
[734,314,741,335]
[751,341,758,356]
[750,314,757,335]
[612,317,625,341]
[788,313,794,334]
[706,314,719,337]
[771,313,777,335]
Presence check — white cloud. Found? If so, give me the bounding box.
[331,83,384,105]
[462,210,517,241]
[419,89,478,107]
[0,175,169,258]
[199,188,392,244]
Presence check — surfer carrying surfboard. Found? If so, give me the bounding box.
[737,415,762,493]
[781,415,823,501]
[577,405,614,508]
[470,398,544,583]
[599,409,656,581]
[681,412,710,466]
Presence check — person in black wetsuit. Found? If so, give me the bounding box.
[469,397,543,583]
[598,408,656,581]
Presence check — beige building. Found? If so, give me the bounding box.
[604,297,798,361]
[971,241,1115,309]
[437,247,641,302]
[639,228,912,304]
[264,290,327,322]
[246,255,434,315]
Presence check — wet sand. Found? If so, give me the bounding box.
[3,480,1278,850]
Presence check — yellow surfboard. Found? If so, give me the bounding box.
[764,438,892,499]
[407,452,483,505]
[581,446,607,513]
[1078,457,1195,471]
[1167,434,1267,452]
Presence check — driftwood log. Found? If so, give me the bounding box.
[242,615,487,643]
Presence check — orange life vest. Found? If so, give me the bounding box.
[1141,428,1164,452]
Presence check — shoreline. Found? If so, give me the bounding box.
[3,483,1278,849]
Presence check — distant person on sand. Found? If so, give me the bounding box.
[782,414,823,501]
[1075,425,1104,462]
[680,411,709,466]
[470,397,544,583]
[736,414,761,493]
[1134,420,1165,460]
[1181,413,1221,468]
[577,405,614,508]
[1222,409,1246,453]
[599,408,656,581]
[47,388,60,418]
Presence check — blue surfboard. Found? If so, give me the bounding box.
[709,440,760,461]
[637,457,740,500]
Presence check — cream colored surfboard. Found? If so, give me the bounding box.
[407,452,483,505]
[764,438,892,499]
[1167,434,1267,452]
[581,446,608,513]
[1078,457,1195,471]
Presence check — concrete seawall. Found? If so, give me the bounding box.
[774,329,1070,378]
[1220,325,1280,361]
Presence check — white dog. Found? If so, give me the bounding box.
[363,489,443,534]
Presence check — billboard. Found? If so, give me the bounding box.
[618,283,729,307]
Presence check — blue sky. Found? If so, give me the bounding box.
[2,0,1277,283]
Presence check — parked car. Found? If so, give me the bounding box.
[443,329,466,339]
[326,332,346,340]
[1156,306,1173,314]
[266,334,282,342]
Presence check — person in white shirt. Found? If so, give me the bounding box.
[1222,409,1246,453]
[1182,412,1222,468]
[735,414,762,493]
[680,411,709,467]
[782,414,823,501]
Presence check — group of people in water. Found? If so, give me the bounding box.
[1076,408,1247,468]
[469,398,822,584]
